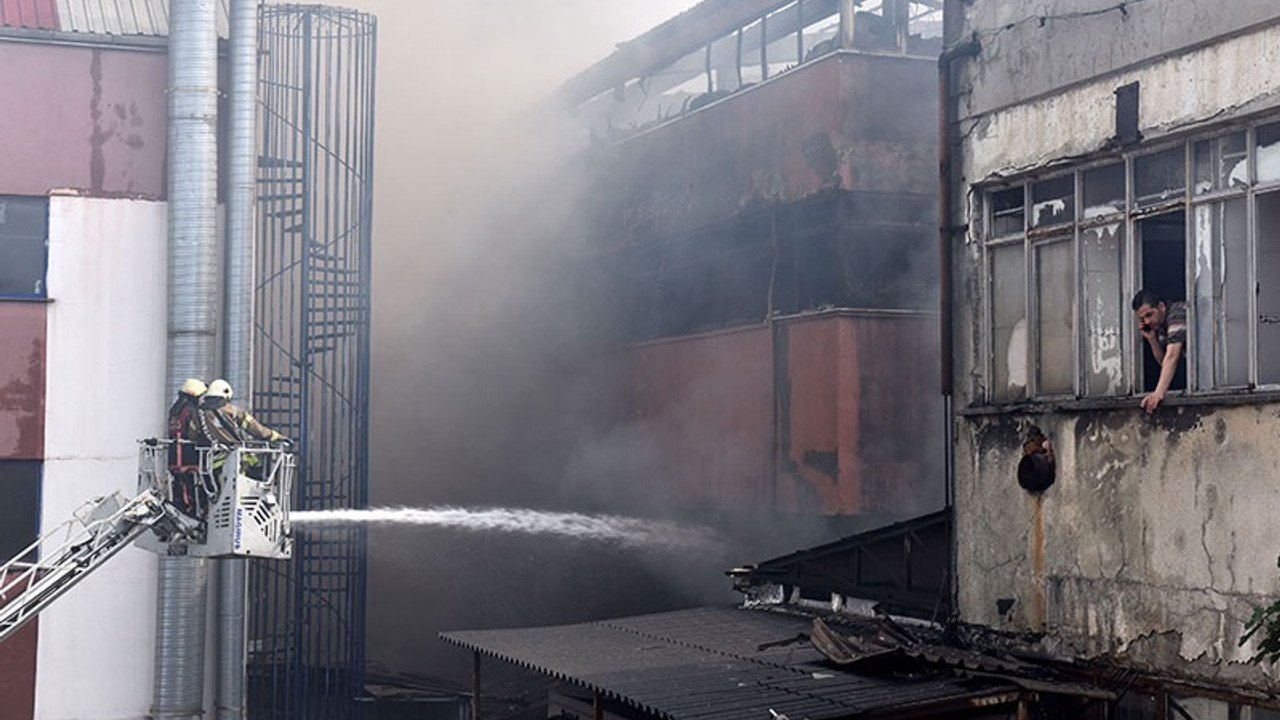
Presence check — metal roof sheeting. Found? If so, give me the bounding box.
[1,0,229,36]
[441,606,1021,720]
[0,0,59,30]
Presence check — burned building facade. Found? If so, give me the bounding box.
[570,0,946,533]
[944,0,1280,706]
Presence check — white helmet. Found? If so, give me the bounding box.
[205,379,233,399]
[180,378,207,397]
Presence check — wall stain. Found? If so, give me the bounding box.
[88,50,116,192]
[0,336,45,457]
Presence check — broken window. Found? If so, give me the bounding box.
[1256,121,1280,184]
[977,116,1280,402]
[1134,146,1185,208]
[989,242,1026,401]
[1031,176,1075,228]
[1082,162,1125,219]
[0,196,48,298]
[989,186,1025,237]
[1194,131,1247,193]
[1138,211,1186,393]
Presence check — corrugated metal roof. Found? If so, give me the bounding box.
[0,0,59,30]
[441,606,1020,720]
[56,0,230,37]
[1,0,229,36]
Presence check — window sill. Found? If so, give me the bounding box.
[957,388,1280,416]
[0,296,52,304]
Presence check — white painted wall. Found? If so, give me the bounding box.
[963,22,1280,184]
[36,196,167,720]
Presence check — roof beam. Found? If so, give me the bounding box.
[548,0,797,110]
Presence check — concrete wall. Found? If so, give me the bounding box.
[947,3,1280,691]
[954,0,1280,119]
[36,196,167,720]
[959,20,1280,185]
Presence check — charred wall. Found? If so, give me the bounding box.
[581,51,943,526]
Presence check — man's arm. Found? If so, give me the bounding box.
[1141,341,1183,414]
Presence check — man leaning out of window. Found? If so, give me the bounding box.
[1132,289,1186,415]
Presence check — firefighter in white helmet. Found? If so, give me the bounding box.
[187,379,290,503]
[193,379,288,446]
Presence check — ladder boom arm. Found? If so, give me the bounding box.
[0,490,169,643]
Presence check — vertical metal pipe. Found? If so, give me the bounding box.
[217,1,258,718]
[839,0,856,49]
[156,1,219,719]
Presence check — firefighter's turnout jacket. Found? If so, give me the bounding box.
[192,397,283,446]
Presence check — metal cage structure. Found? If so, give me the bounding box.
[248,5,376,719]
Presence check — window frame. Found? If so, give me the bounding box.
[0,195,50,301]
[978,116,1280,405]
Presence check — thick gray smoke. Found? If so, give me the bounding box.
[328,0,741,688]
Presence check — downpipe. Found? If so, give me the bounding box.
[155,1,220,719]
[217,1,259,719]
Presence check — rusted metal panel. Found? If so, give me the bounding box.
[0,0,58,29]
[0,571,37,720]
[777,312,942,516]
[621,312,941,517]
[628,325,774,511]
[0,44,167,197]
[0,302,46,460]
[589,53,937,246]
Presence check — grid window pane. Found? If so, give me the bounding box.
[1036,240,1075,394]
[1194,132,1247,193]
[990,187,1025,237]
[1135,146,1186,207]
[1257,192,1280,383]
[0,197,48,298]
[1193,199,1249,388]
[1257,121,1280,184]
[1082,163,1125,219]
[0,460,40,562]
[1031,175,1074,228]
[990,243,1027,401]
[1082,224,1125,396]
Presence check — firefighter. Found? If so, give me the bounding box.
[191,379,290,491]
[166,378,207,517]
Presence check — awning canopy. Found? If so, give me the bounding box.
[441,606,1022,720]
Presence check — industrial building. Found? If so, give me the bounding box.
[943,0,1280,709]
[565,0,946,532]
[445,0,1280,718]
[0,3,374,720]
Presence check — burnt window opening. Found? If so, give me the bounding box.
[606,191,937,343]
[579,0,943,142]
[0,460,41,563]
[980,116,1280,404]
[989,186,1025,237]
[0,196,49,299]
[1138,211,1187,393]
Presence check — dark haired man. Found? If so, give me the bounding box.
[1131,289,1186,414]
